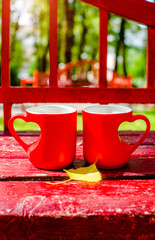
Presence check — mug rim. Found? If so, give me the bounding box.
[83,104,132,114]
[26,105,77,115]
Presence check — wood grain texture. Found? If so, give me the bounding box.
[0,180,154,217]
[0,180,154,239]
[0,131,154,238]
[0,132,154,180]
[81,0,155,27]
[0,215,154,240]
[0,143,154,160]
[0,156,155,181]
[0,87,155,103]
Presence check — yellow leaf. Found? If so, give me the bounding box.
[64,163,102,183]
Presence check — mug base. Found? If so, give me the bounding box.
[96,163,127,170]
[31,160,74,171]
[84,156,129,170]
[85,159,127,170]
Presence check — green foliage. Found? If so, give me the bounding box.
[127,48,146,78]
[72,1,99,60]
[58,0,99,63]
[10,40,25,85]
[108,13,147,80]
[29,0,49,72]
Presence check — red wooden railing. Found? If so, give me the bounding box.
[1,0,155,130]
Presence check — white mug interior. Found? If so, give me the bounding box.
[83,105,132,114]
[26,105,76,114]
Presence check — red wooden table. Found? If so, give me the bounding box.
[0,131,154,239]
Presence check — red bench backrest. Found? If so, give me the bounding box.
[1,0,155,130]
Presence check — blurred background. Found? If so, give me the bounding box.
[0,0,151,86]
[0,0,154,130]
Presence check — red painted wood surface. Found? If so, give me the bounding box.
[1,0,10,88]
[3,103,11,131]
[0,213,154,240]
[99,9,108,88]
[1,0,11,130]
[0,146,154,180]
[0,132,154,180]
[0,87,155,103]
[81,0,155,27]
[0,0,155,236]
[0,131,154,177]
[0,180,155,216]
[0,181,154,239]
[49,0,58,88]
[0,131,154,238]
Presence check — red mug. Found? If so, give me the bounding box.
[8,105,77,170]
[82,105,150,169]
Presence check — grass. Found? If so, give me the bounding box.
[0,111,154,131]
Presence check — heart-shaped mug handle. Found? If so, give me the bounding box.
[8,114,40,152]
[129,114,150,153]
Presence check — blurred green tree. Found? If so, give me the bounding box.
[28,0,49,72]
[108,13,147,86]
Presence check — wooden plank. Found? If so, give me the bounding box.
[0,131,154,238]
[0,214,154,240]
[49,0,58,87]
[0,156,154,180]
[0,132,154,145]
[120,136,155,146]
[2,145,153,161]
[147,27,155,88]
[1,0,11,130]
[0,87,155,103]
[3,103,12,131]
[0,180,154,216]
[0,132,154,148]
[0,133,154,180]
[0,143,154,162]
[1,0,10,88]
[119,131,155,137]
[80,0,155,27]
[0,133,154,149]
[0,131,41,136]
[0,131,154,138]
[99,9,108,87]
[0,181,154,239]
